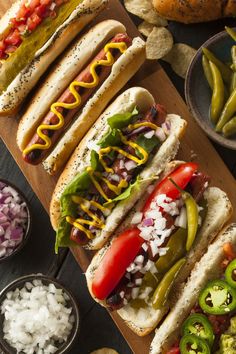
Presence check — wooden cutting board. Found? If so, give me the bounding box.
[0,1,236,353]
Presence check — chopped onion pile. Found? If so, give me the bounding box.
[1,279,75,354]
[0,181,28,259]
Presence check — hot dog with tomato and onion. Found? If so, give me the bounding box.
[150,224,236,354]
[17,20,146,174]
[0,0,108,115]
[49,87,187,251]
[86,161,232,336]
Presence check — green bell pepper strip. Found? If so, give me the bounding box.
[222,116,236,137]
[225,259,236,289]
[209,60,225,124]
[181,314,215,347]
[169,179,199,252]
[199,279,236,315]
[152,258,186,309]
[202,47,232,84]
[180,334,211,354]
[202,55,213,90]
[225,26,236,42]
[216,88,236,132]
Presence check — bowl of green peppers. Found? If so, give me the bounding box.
[185,26,236,149]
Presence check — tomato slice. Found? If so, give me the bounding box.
[4,29,22,47]
[16,4,30,21]
[92,228,144,300]
[40,0,52,5]
[27,13,42,31]
[35,4,48,17]
[143,162,198,213]
[28,0,41,10]
[166,348,180,354]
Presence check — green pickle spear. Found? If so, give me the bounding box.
[208,61,225,123]
[152,258,186,309]
[225,26,236,42]
[202,55,213,90]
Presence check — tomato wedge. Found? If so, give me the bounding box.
[92,229,143,300]
[143,162,198,213]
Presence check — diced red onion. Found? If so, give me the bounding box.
[110,174,120,182]
[155,128,166,142]
[0,182,28,258]
[142,218,154,227]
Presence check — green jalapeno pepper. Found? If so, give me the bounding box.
[169,179,199,252]
[225,26,236,42]
[152,257,185,309]
[222,116,236,137]
[225,259,236,289]
[199,279,236,315]
[181,314,214,347]
[216,88,236,132]
[180,334,211,354]
[202,47,232,84]
[209,60,225,123]
[202,55,213,90]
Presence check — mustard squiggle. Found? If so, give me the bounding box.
[23,41,128,156]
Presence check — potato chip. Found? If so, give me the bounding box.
[124,0,168,26]
[138,21,155,37]
[91,349,119,354]
[163,43,197,79]
[146,27,173,60]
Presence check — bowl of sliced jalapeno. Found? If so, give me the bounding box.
[185,27,236,149]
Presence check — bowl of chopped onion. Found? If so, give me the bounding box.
[0,179,32,262]
[0,274,80,354]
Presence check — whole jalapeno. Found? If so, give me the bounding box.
[202,47,232,84]
[222,116,236,137]
[180,334,210,354]
[225,259,236,288]
[199,279,236,315]
[181,314,214,347]
[209,60,225,123]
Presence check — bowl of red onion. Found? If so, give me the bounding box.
[0,179,32,262]
[0,274,80,354]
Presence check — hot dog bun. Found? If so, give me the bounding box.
[150,223,236,354]
[50,88,187,250]
[0,0,108,116]
[17,20,146,174]
[152,0,236,24]
[85,161,232,336]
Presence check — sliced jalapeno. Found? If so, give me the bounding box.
[225,259,236,288]
[181,314,214,347]
[180,334,210,354]
[199,279,236,315]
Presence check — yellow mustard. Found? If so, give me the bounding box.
[23,41,128,156]
[67,122,159,235]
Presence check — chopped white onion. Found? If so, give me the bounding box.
[135,278,142,286]
[131,287,139,299]
[174,207,187,229]
[1,280,75,354]
[131,212,143,225]
[110,174,120,182]
[124,160,137,171]
[144,130,155,139]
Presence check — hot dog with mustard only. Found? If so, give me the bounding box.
[150,224,236,354]
[50,87,187,251]
[0,0,108,116]
[17,20,146,175]
[85,161,232,336]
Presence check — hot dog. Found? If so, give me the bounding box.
[49,87,187,251]
[0,0,108,115]
[17,20,146,174]
[85,161,232,335]
[150,224,236,354]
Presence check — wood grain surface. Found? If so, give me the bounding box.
[0,1,236,353]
